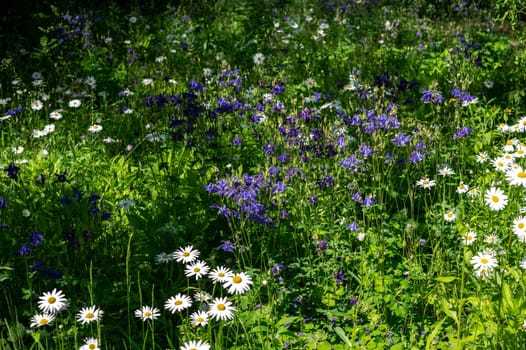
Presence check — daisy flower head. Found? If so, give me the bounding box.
[497,123,510,133]
[484,234,499,244]
[513,216,526,240]
[462,231,477,245]
[141,78,153,86]
[457,181,469,194]
[185,260,210,280]
[475,266,491,279]
[444,210,456,222]
[134,306,160,321]
[38,288,67,313]
[155,252,173,263]
[467,187,479,197]
[31,100,43,111]
[438,165,455,176]
[79,337,100,350]
[12,146,24,155]
[475,152,489,163]
[49,110,63,120]
[470,251,498,272]
[253,52,265,65]
[207,296,236,321]
[164,293,192,313]
[223,272,253,295]
[193,291,211,302]
[484,187,508,211]
[30,313,55,328]
[76,305,103,324]
[190,310,209,327]
[180,340,211,350]
[492,156,512,172]
[416,177,436,189]
[208,266,234,284]
[173,245,200,264]
[88,124,103,133]
[515,145,526,158]
[506,166,526,186]
[68,99,81,108]
[520,257,526,270]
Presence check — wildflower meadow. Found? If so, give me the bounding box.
[2,0,526,348]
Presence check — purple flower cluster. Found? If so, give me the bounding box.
[206,171,288,226]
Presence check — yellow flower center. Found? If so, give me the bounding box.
[217,304,226,311]
[163,254,169,259]
[218,272,225,277]
[48,297,56,304]
[193,267,201,273]
[197,317,204,322]
[481,258,488,264]
[89,345,96,350]
[518,172,526,178]
[182,252,190,257]
[39,318,49,325]
[497,162,504,167]
[86,312,95,319]
[233,275,243,284]
[175,300,183,305]
[491,196,499,203]
[507,140,514,145]
[144,311,152,317]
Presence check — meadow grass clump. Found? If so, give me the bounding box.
[2,0,526,349]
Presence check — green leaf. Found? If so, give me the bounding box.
[426,317,447,350]
[435,276,457,283]
[334,327,353,348]
[440,298,458,326]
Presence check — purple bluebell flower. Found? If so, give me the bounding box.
[335,267,347,286]
[5,163,20,181]
[271,263,285,275]
[391,132,412,147]
[270,83,285,95]
[409,151,425,164]
[0,197,7,209]
[277,153,289,163]
[219,241,235,252]
[347,221,360,231]
[453,126,473,140]
[18,244,32,256]
[29,231,44,247]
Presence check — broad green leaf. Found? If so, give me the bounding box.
[334,327,352,348]
[435,276,457,283]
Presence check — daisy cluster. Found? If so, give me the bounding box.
[29,288,103,350]
[133,245,253,347]
[416,116,526,278]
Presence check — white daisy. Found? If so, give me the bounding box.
[30,313,55,327]
[49,110,63,120]
[68,99,81,108]
[470,251,498,272]
[208,266,234,284]
[193,291,211,302]
[223,272,253,295]
[462,231,477,245]
[484,187,508,211]
[88,124,103,133]
[79,337,100,350]
[38,288,67,313]
[134,306,160,321]
[33,129,43,138]
[457,181,469,194]
[475,152,489,163]
[179,340,210,350]
[184,260,210,280]
[416,178,435,189]
[484,234,499,244]
[513,216,526,237]
[207,297,236,321]
[43,124,55,134]
[164,293,192,313]
[173,245,200,264]
[506,166,526,186]
[12,146,24,155]
[467,187,479,197]
[444,210,456,222]
[31,100,43,111]
[438,165,455,176]
[515,146,526,158]
[520,258,526,270]
[190,310,209,327]
[492,156,512,172]
[155,252,173,263]
[76,306,103,324]
[253,52,265,65]
[474,266,491,278]
[141,78,153,86]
